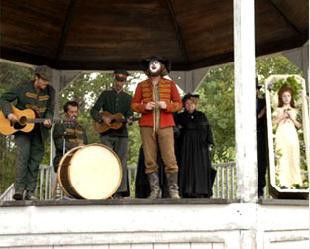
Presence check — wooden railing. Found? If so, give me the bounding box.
[213,162,237,199]
[38,164,55,200]
[1,162,241,200]
[0,183,14,201]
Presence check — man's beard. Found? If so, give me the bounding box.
[149,69,162,77]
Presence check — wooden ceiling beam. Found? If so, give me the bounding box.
[255,35,306,55]
[267,0,308,38]
[54,0,78,64]
[1,35,305,71]
[0,48,53,67]
[164,0,190,65]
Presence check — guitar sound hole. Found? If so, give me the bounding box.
[19,116,27,125]
[13,122,26,130]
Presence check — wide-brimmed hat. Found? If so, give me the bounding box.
[141,56,171,73]
[34,65,52,82]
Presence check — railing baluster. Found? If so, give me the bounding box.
[216,168,219,198]
[221,167,224,199]
[233,164,235,198]
[44,168,48,200]
[39,166,44,200]
[230,165,233,199]
[48,168,52,199]
[225,167,229,199]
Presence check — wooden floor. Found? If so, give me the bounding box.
[0,197,308,207]
[0,198,308,248]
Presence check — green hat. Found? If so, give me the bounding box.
[113,69,130,76]
[34,65,52,82]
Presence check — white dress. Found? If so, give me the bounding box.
[274,107,302,187]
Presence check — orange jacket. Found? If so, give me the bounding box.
[131,78,182,128]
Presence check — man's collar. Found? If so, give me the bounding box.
[147,77,163,85]
[112,87,123,94]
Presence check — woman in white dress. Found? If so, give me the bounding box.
[273,85,302,188]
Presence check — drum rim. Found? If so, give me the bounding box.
[57,143,123,200]
[57,145,84,198]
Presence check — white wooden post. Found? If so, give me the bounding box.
[49,69,61,195]
[234,0,257,203]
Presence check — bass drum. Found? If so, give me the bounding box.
[57,143,122,200]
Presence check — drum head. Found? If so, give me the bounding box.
[68,144,122,199]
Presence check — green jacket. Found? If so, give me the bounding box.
[91,89,133,137]
[0,81,55,140]
[53,121,88,171]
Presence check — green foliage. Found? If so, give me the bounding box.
[256,56,302,80]
[197,64,235,163]
[127,124,141,166]
[0,63,33,193]
[269,76,303,101]
[196,55,303,164]
[0,63,33,92]
[0,137,16,193]
[59,73,113,145]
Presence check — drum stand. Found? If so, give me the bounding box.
[53,134,67,200]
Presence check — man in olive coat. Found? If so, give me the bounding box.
[0,65,55,200]
[91,69,133,198]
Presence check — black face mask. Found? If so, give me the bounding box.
[115,75,127,82]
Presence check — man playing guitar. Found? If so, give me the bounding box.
[0,65,55,200]
[91,69,133,198]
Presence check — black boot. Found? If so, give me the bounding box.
[25,190,38,201]
[147,173,161,199]
[13,190,24,201]
[166,173,180,199]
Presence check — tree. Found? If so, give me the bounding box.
[197,64,235,163]
[196,55,302,164]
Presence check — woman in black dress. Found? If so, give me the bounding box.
[175,93,215,198]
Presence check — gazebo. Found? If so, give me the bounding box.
[0,0,309,248]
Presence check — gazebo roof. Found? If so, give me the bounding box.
[0,0,308,71]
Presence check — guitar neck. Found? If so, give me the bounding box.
[28,118,63,124]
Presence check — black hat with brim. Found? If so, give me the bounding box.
[142,56,171,72]
[182,93,200,105]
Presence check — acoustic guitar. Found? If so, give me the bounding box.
[94,111,139,134]
[0,105,68,136]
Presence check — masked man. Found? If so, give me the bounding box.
[131,56,182,199]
